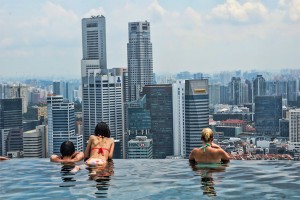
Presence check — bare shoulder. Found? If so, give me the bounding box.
[108,138,114,144]
[191,148,200,154]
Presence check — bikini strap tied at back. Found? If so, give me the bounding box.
[200,143,211,152]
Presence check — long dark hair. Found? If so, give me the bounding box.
[94,122,110,138]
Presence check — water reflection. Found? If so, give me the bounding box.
[59,164,77,187]
[189,161,227,197]
[87,160,114,198]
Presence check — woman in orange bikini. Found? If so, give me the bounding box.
[84,122,115,166]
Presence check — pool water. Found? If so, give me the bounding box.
[1,159,300,199]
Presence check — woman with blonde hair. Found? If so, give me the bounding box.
[189,128,230,164]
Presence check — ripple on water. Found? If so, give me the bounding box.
[1,159,300,199]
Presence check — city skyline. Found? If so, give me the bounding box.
[1,0,300,78]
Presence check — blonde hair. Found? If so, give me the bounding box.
[201,128,213,142]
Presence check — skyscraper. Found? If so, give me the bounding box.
[23,125,47,158]
[127,136,153,159]
[81,68,124,149]
[81,16,124,157]
[185,80,209,157]
[252,75,266,102]
[172,80,185,157]
[142,84,173,159]
[82,15,107,69]
[255,96,282,135]
[52,81,61,96]
[0,98,23,129]
[289,109,300,151]
[47,95,83,156]
[228,77,242,105]
[127,21,153,101]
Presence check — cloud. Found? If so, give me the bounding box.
[209,0,268,23]
[279,0,300,21]
[185,7,202,28]
[0,38,14,48]
[84,7,106,18]
[147,0,166,22]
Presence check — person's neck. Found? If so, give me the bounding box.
[62,155,72,160]
[202,141,212,146]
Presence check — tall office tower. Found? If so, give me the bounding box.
[185,80,209,157]
[172,80,185,157]
[127,21,153,101]
[81,68,124,152]
[0,129,10,156]
[52,81,61,96]
[7,84,29,113]
[252,75,266,102]
[289,109,300,151]
[81,16,124,157]
[255,96,282,135]
[228,77,242,105]
[276,81,287,98]
[125,95,151,158]
[82,15,107,69]
[127,136,153,159]
[6,128,23,153]
[287,79,298,103]
[47,95,83,156]
[23,125,47,158]
[241,83,249,104]
[0,98,23,129]
[142,84,173,159]
[126,95,151,139]
[220,85,229,104]
[279,119,289,138]
[0,84,3,99]
[245,79,252,103]
[123,69,129,103]
[209,84,221,106]
[266,81,276,96]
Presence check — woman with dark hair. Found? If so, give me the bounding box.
[85,122,115,166]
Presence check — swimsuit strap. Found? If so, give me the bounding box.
[92,147,110,156]
[200,143,211,152]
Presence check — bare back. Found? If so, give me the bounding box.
[189,144,230,163]
[85,135,114,161]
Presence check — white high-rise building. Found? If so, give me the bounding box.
[81,68,124,149]
[172,80,186,157]
[23,125,47,158]
[47,95,83,156]
[127,21,153,101]
[289,109,300,151]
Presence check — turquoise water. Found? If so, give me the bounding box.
[1,159,300,199]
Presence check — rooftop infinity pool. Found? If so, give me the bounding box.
[1,159,300,199]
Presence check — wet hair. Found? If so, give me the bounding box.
[201,128,214,143]
[94,122,110,138]
[60,141,75,157]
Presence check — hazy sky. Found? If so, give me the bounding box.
[0,0,300,78]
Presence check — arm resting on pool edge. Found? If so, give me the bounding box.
[220,149,230,164]
[108,140,115,160]
[84,136,93,161]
